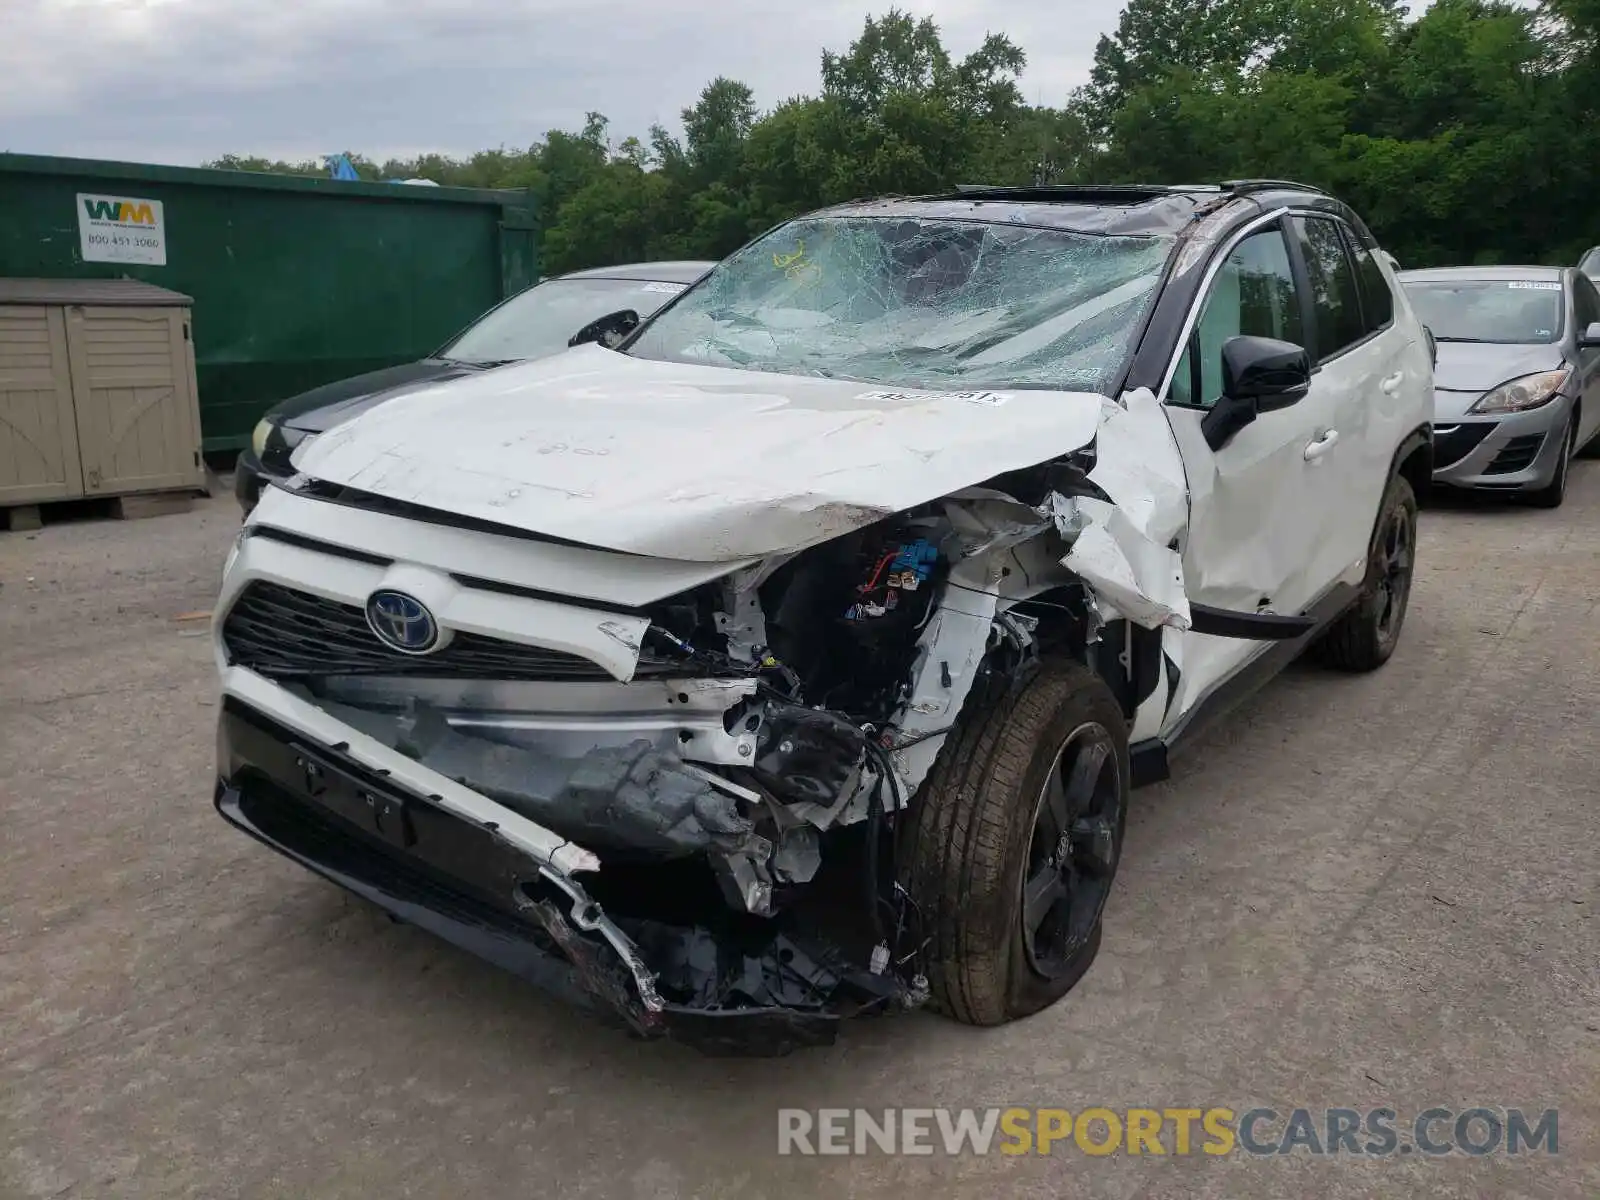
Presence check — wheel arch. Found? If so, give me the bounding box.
[1001,588,1164,724]
[1393,422,1433,504]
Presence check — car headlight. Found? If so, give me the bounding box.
[250,417,274,458]
[1469,369,1570,414]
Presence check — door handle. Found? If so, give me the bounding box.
[1304,430,1340,461]
[1381,371,1405,395]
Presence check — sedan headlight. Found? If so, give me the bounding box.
[250,417,274,458]
[250,418,315,465]
[1469,369,1570,414]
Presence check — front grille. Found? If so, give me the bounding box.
[1432,423,1493,469]
[1486,434,1545,475]
[223,581,669,680]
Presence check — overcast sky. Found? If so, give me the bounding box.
[0,0,1122,167]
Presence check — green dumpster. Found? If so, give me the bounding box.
[0,153,537,451]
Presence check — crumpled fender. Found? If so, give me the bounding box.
[1055,497,1191,631]
[1045,389,1194,632]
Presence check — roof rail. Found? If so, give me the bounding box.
[945,181,1328,201]
[950,183,1222,204]
[1220,179,1328,196]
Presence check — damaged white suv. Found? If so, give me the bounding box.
[214,182,1433,1055]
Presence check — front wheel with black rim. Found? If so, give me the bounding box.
[897,658,1129,1026]
[1312,474,1418,672]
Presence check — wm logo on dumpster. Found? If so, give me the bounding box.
[76,192,167,265]
[82,197,157,224]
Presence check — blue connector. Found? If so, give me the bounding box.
[887,539,939,590]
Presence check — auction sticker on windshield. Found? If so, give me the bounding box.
[858,389,1012,406]
[77,193,167,266]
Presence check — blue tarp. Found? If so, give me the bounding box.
[324,154,360,181]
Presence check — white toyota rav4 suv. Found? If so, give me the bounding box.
[213,182,1433,1055]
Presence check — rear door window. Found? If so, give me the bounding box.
[1343,226,1394,335]
[1292,216,1366,362]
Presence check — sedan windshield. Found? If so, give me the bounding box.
[441,276,690,364]
[626,216,1174,392]
[1403,279,1564,345]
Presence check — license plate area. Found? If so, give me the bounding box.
[290,742,415,849]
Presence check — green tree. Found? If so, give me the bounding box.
[207,153,323,176]
[541,162,679,273]
[1079,0,1270,136]
[682,77,757,184]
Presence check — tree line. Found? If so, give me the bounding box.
[209,0,1600,276]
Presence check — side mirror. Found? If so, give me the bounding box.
[570,308,640,349]
[1423,324,1438,368]
[1579,320,1600,349]
[1201,335,1312,451]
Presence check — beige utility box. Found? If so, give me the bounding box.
[0,278,205,506]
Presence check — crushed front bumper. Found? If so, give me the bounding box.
[215,696,902,1056]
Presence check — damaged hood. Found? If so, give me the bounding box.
[293,344,1107,560]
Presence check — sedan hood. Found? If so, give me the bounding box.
[293,344,1109,561]
[273,359,487,433]
[1433,340,1563,396]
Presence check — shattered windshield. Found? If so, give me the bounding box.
[625,215,1174,392]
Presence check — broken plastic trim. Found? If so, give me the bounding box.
[1045,494,1190,632]
[511,867,920,1053]
[519,866,667,1013]
[1187,603,1315,640]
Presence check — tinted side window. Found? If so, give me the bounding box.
[1170,227,1305,409]
[1343,226,1394,334]
[1293,216,1365,360]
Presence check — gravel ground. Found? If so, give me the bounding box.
[2,477,1596,1199]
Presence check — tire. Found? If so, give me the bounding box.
[1527,419,1575,508]
[897,658,1129,1026]
[1313,474,1418,672]
[1577,415,1600,459]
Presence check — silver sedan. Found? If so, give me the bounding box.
[1400,265,1600,507]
